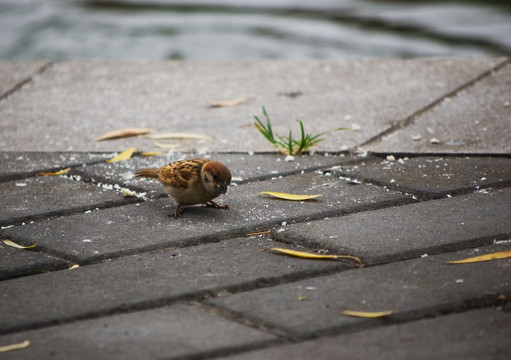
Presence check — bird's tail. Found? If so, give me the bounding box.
[135,168,159,178]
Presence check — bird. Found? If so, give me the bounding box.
[135,158,231,218]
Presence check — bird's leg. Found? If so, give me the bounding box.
[167,205,183,218]
[204,201,229,210]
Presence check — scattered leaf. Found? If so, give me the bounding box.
[258,192,322,201]
[37,167,71,176]
[94,128,153,141]
[106,147,136,163]
[206,97,248,108]
[68,264,80,270]
[341,310,393,318]
[237,123,253,128]
[145,133,211,140]
[2,240,38,249]
[0,340,30,353]
[298,296,308,301]
[447,251,511,264]
[151,141,180,149]
[262,247,362,265]
[140,151,164,157]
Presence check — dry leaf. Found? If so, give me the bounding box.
[0,340,30,353]
[341,310,393,318]
[258,192,322,201]
[447,250,511,264]
[106,147,136,163]
[37,167,71,176]
[94,128,152,141]
[145,133,211,140]
[2,239,38,249]
[206,97,248,108]
[140,151,164,157]
[151,141,180,149]
[262,247,362,265]
[68,264,80,270]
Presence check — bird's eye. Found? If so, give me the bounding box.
[213,174,218,181]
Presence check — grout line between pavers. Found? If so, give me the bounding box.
[358,57,511,149]
[0,62,53,101]
[167,293,511,360]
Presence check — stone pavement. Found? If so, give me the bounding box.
[0,58,510,359]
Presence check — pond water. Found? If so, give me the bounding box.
[1,0,510,61]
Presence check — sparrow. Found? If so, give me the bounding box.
[135,158,231,218]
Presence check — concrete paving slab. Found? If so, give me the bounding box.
[0,61,49,99]
[273,187,511,264]
[0,304,275,360]
[69,153,374,196]
[0,58,504,152]
[0,172,407,263]
[341,156,511,198]
[369,61,511,154]
[220,308,511,360]
[208,243,511,339]
[0,244,67,281]
[0,151,110,181]
[0,238,344,335]
[0,175,132,227]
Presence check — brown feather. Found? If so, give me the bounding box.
[134,168,159,178]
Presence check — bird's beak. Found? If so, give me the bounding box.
[220,182,228,194]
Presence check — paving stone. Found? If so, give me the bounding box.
[0,244,67,281]
[342,156,511,198]
[0,238,344,334]
[0,304,275,360]
[70,153,374,196]
[0,61,49,98]
[0,176,131,227]
[0,172,407,263]
[273,187,511,264]
[0,58,503,152]
[208,243,511,339]
[370,61,511,154]
[221,308,511,360]
[0,151,111,181]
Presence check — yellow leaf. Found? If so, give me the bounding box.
[68,264,80,270]
[341,310,393,318]
[298,296,308,301]
[0,340,30,353]
[206,97,248,108]
[37,167,71,176]
[262,247,362,265]
[94,128,153,141]
[2,240,38,249]
[447,250,511,264]
[140,151,164,157]
[145,133,212,140]
[257,192,322,201]
[106,147,136,163]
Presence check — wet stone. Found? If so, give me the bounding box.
[207,243,511,339]
[0,176,131,227]
[222,308,511,360]
[0,244,67,281]
[0,238,344,334]
[342,156,511,198]
[0,172,408,263]
[0,152,110,181]
[0,304,276,360]
[273,187,511,264]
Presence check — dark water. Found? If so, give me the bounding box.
[1,0,510,61]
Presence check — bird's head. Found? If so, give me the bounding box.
[201,161,232,195]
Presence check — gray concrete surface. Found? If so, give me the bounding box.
[0,58,510,360]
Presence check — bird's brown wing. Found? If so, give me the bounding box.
[157,158,208,190]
